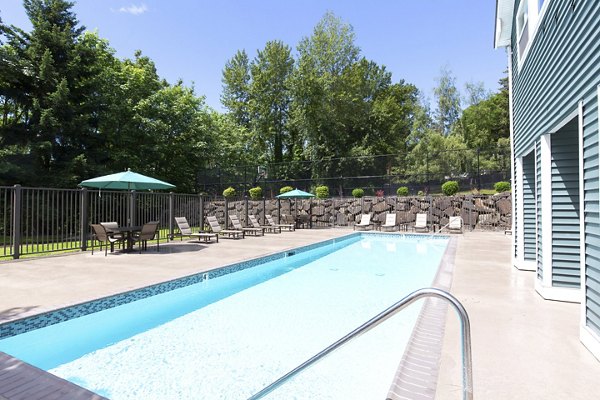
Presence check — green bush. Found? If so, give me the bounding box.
[494,181,511,193]
[417,190,424,196]
[249,186,262,200]
[396,186,409,196]
[441,181,459,196]
[222,187,236,198]
[279,186,293,194]
[352,188,364,198]
[315,185,329,199]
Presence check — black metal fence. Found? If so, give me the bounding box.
[0,184,511,260]
[199,146,511,197]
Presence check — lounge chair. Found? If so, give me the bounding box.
[381,213,397,232]
[447,216,463,234]
[249,215,281,233]
[266,215,295,232]
[172,216,218,243]
[229,214,264,236]
[413,213,429,232]
[132,221,160,252]
[206,215,244,239]
[353,214,373,231]
[91,224,124,256]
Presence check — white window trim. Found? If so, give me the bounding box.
[517,0,551,70]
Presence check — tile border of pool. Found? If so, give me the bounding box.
[0,231,452,400]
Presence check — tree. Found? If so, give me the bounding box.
[221,50,251,127]
[464,80,491,107]
[249,40,294,163]
[433,66,461,135]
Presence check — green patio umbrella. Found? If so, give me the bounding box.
[276,189,315,199]
[79,168,175,191]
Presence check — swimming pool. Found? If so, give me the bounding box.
[0,233,449,399]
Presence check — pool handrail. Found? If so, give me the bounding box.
[247,287,473,400]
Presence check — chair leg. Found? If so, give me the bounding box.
[104,242,108,257]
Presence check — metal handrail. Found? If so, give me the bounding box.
[248,287,473,400]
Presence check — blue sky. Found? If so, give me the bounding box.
[2,0,506,111]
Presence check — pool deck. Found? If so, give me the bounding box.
[1,229,599,399]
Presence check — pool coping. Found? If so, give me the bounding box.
[0,231,450,399]
[386,235,458,400]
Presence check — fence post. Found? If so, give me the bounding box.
[244,196,249,226]
[224,197,229,229]
[476,148,481,191]
[169,192,174,239]
[309,199,313,229]
[262,197,266,225]
[80,188,89,251]
[199,194,204,231]
[12,184,21,259]
[277,198,281,224]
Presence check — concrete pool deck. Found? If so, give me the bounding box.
[1,229,599,399]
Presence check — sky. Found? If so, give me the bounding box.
[1,0,507,111]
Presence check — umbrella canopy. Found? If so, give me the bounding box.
[276,189,315,198]
[79,169,175,190]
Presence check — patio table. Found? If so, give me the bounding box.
[111,226,142,251]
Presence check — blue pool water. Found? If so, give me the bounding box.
[0,233,448,399]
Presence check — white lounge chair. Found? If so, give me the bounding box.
[206,215,244,239]
[414,213,429,232]
[354,214,373,231]
[381,213,397,232]
[172,216,218,243]
[447,216,463,233]
[249,215,281,233]
[229,214,264,236]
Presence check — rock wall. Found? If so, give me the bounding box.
[207,193,512,231]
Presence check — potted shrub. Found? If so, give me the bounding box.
[396,186,409,196]
[375,189,385,198]
[279,186,293,194]
[352,188,364,198]
[441,181,459,196]
[223,186,236,198]
[315,185,329,199]
[494,181,511,193]
[249,186,262,200]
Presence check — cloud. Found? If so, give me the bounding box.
[114,4,148,15]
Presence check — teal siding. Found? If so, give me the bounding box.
[536,139,543,280]
[514,157,518,258]
[583,94,600,334]
[551,121,580,288]
[508,1,600,336]
[523,152,536,260]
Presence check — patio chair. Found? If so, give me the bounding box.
[266,214,295,232]
[91,224,124,256]
[447,216,463,234]
[248,214,281,233]
[172,217,218,243]
[381,213,397,232]
[100,221,125,242]
[353,214,373,231]
[206,215,244,239]
[414,213,429,232]
[229,214,264,236]
[132,221,160,253]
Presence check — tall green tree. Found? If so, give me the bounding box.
[433,66,461,135]
[249,40,294,163]
[221,50,250,128]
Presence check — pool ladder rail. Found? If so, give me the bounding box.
[247,287,473,400]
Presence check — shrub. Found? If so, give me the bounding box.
[494,181,511,193]
[441,181,459,196]
[279,186,293,194]
[396,186,409,196]
[222,186,236,198]
[352,188,364,198]
[375,189,385,197]
[315,185,329,199]
[249,186,262,200]
[417,190,424,196]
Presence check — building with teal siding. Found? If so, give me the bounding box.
[494,0,600,360]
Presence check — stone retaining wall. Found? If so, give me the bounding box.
[207,193,512,231]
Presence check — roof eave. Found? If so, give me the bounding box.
[494,0,514,49]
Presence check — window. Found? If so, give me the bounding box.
[516,0,530,59]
